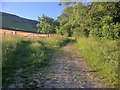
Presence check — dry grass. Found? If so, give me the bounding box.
[1,29,49,38]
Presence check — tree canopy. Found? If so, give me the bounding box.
[57,2,120,40]
[36,14,59,34]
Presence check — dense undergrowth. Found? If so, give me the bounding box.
[2,35,69,87]
[76,37,118,87]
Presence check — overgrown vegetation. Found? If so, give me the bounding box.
[76,37,118,87]
[2,35,69,87]
[2,1,119,88]
[57,2,119,40]
[57,2,119,87]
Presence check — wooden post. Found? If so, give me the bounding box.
[11,32,13,36]
[48,33,50,37]
[4,32,5,38]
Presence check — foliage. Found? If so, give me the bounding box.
[57,2,120,40]
[36,14,59,34]
[57,2,119,87]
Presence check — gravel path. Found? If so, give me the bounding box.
[8,41,106,88]
[39,42,104,88]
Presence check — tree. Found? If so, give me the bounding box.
[36,14,59,35]
[57,2,119,40]
[58,1,76,37]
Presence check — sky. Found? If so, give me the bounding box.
[2,2,65,20]
[2,2,90,21]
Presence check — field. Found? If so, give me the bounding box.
[1,29,50,38]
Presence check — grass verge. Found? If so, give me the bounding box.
[76,37,118,88]
[2,35,69,87]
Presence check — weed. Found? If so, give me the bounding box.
[76,37,118,87]
[2,35,69,87]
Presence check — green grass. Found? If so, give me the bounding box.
[76,37,118,87]
[2,35,69,87]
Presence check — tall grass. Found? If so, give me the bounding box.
[2,35,69,87]
[76,37,118,87]
[37,35,69,49]
[2,36,22,86]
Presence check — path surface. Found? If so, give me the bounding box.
[38,41,104,88]
[8,41,105,88]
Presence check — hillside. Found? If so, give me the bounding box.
[1,12,39,32]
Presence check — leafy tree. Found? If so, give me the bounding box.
[57,2,119,40]
[36,14,59,34]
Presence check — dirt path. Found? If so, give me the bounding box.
[38,41,104,88]
[8,41,106,88]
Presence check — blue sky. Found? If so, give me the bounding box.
[2,2,90,20]
[2,2,65,20]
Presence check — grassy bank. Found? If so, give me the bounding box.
[2,35,69,87]
[76,37,118,87]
